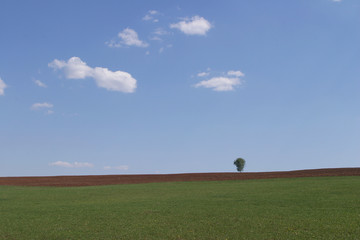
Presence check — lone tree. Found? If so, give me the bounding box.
[234,158,246,172]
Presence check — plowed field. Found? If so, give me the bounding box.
[0,168,359,187]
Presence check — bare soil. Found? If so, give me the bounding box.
[0,168,359,187]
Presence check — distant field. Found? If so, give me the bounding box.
[1,168,359,186]
[1,176,359,239]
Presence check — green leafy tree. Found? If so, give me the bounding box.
[234,158,245,172]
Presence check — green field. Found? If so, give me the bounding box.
[1,176,359,239]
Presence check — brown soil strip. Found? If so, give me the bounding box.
[0,168,359,187]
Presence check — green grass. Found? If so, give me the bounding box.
[0,176,359,240]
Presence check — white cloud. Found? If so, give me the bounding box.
[49,57,137,93]
[106,28,148,48]
[0,78,7,96]
[332,0,342,2]
[92,67,137,93]
[118,28,149,47]
[143,10,159,22]
[49,57,92,79]
[195,77,242,91]
[227,70,245,77]
[104,165,129,171]
[34,79,47,88]
[197,72,209,77]
[50,161,94,168]
[31,102,54,110]
[170,16,212,35]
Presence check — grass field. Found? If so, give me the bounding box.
[1,176,359,239]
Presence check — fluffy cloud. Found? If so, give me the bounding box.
[194,69,245,91]
[227,70,245,77]
[170,16,212,35]
[104,165,129,171]
[31,102,53,110]
[106,28,148,48]
[49,57,92,79]
[195,77,241,91]
[50,161,94,168]
[0,78,6,96]
[49,57,137,93]
[34,79,47,88]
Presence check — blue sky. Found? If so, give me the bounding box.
[0,0,359,176]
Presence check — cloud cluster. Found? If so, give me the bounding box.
[170,16,212,35]
[194,70,245,91]
[50,161,94,168]
[49,57,137,93]
[107,13,212,53]
[0,78,7,96]
[106,28,148,48]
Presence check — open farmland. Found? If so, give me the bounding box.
[1,168,359,187]
[0,170,360,239]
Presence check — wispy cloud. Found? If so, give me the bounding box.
[34,79,47,88]
[49,57,137,93]
[143,10,159,22]
[153,28,168,36]
[50,161,94,168]
[197,72,209,77]
[31,102,54,114]
[150,28,169,41]
[170,16,212,36]
[106,28,148,48]
[227,70,245,77]
[104,165,129,171]
[159,44,172,54]
[31,102,53,110]
[0,77,7,96]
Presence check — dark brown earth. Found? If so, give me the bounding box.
[0,168,359,187]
